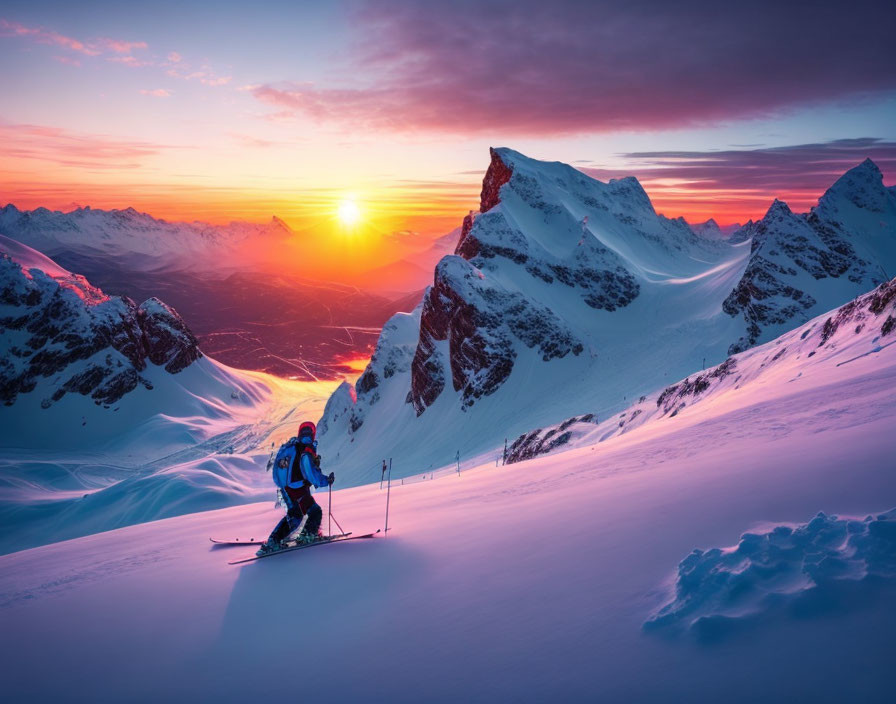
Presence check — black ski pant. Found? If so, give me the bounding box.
[269,488,322,543]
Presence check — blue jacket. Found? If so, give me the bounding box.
[297,451,329,489]
[273,439,328,490]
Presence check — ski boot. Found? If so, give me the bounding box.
[255,538,282,556]
[298,530,324,544]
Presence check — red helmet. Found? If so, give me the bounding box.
[298,421,316,442]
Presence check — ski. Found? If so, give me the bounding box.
[228,530,379,565]
[211,532,351,546]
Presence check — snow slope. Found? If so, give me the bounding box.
[0,239,340,554]
[1,295,894,702]
[506,277,896,462]
[319,149,896,483]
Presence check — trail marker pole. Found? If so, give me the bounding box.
[384,458,392,536]
[456,450,461,476]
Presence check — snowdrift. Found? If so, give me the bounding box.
[646,508,896,639]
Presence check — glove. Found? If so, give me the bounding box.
[327,472,335,486]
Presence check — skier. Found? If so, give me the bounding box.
[257,420,334,555]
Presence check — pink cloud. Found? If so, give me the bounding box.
[1,18,99,55]
[93,37,147,54]
[52,55,81,67]
[165,65,231,87]
[139,88,171,98]
[579,138,896,223]
[107,55,152,68]
[1,18,147,61]
[0,123,174,170]
[251,0,896,135]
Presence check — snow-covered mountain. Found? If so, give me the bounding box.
[507,276,896,463]
[0,203,291,274]
[318,148,896,482]
[1,234,204,410]
[689,218,741,240]
[724,159,895,353]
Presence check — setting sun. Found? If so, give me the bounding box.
[337,198,362,227]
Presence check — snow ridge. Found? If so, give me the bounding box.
[724,160,896,353]
[506,277,896,462]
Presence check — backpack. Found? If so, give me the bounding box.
[272,438,321,489]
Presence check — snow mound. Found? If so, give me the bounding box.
[645,508,896,637]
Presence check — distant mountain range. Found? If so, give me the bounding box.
[319,148,896,481]
[0,204,292,273]
[0,205,430,379]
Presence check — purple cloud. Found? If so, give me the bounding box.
[580,138,896,222]
[252,0,896,135]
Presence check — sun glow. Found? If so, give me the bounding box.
[337,197,362,227]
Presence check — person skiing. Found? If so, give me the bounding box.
[257,420,334,555]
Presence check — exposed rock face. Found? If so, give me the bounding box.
[409,147,648,415]
[0,249,201,407]
[505,413,597,464]
[655,358,738,417]
[479,147,514,213]
[409,256,582,414]
[724,160,896,354]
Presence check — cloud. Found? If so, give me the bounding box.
[92,38,147,54]
[167,51,182,63]
[165,65,231,86]
[0,123,174,170]
[251,0,896,135]
[108,55,152,68]
[0,18,146,60]
[140,88,171,98]
[52,55,81,67]
[580,138,896,223]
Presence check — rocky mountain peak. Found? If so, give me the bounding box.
[480,147,514,213]
[817,157,888,213]
[0,242,202,408]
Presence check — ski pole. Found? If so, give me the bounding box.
[384,458,392,536]
[329,511,346,535]
[328,483,332,537]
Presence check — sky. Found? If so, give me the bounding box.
[2,0,895,269]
